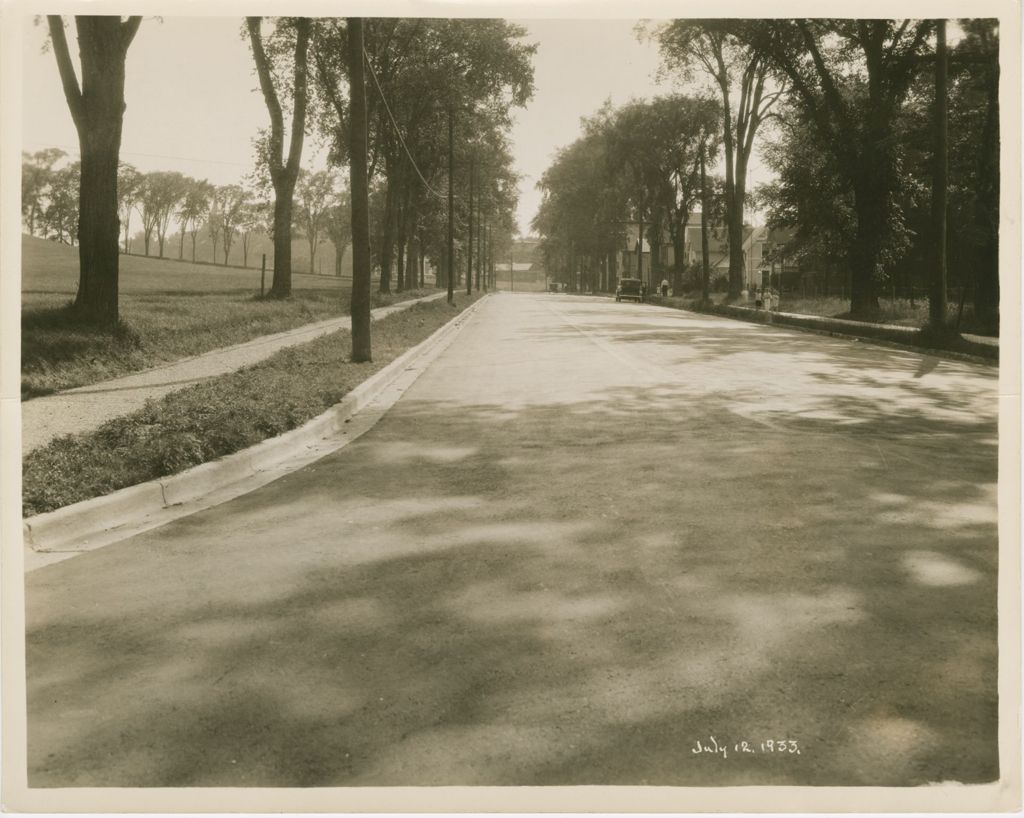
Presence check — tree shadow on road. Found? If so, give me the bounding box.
[25,297,999,787]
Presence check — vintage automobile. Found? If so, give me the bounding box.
[615,277,644,303]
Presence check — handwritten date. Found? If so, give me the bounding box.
[692,736,802,759]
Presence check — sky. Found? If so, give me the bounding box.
[22,16,774,236]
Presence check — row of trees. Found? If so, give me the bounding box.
[24,149,353,274]
[533,95,724,298]
[534,19,1000,333]
[751,19,999,331]
[303,18,532,296]
[42,15,533,348]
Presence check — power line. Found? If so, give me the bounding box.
[23,142,253,169]
[362,47,447,201]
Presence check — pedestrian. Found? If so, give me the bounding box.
[640,281,647,302]
[661,278,669,297]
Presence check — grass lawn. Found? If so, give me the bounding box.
[23,294,482,517]
[22,235,437,398]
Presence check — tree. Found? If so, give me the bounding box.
[247,16,311,298]
[43,162,81,245]
[755,105,860,295]
[152,171,190,258]
[178,179,213,262]
[294,169,335,273]
[206,188,224,264]
[736,19,934,318]
[534,96,718,295]
[237,199,266,268]
[311,18,534,294]
[47,15,142,323]
[534,115,626,293]
[664,99,721,293]
[136,174,161,256]
[654,21,783,300]
[218,184,248,266]
[952,19,999,332]
[607,96,721,292]
[22,148,66,236]
[137,171,188,257]
[116,162,143,254]
[324,191,352,276]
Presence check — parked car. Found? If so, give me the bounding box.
[616,278,644,303]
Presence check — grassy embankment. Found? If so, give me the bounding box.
[23,293,483,517]
[22,235,436,398]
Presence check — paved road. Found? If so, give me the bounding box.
[26,294,999,787]
[21,292,445,455]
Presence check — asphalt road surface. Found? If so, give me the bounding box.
[26,294,999,787]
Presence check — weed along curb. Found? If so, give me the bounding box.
[23,295,489,571]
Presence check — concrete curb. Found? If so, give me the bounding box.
[23,295,488,563]
[647,298,998,367]
[22,291,449,456]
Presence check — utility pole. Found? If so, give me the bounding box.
[486,227,493,291]
[347,17,372,362]
[510,244,514,293]
[467,155,474,296]
[929,18,949,329]
[447,106,454,305]
[477,218,484,292]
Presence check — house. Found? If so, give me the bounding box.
[617,216,772,292]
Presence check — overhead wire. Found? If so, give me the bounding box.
[362,47,448,201]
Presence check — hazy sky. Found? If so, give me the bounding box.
[23,16,772,235]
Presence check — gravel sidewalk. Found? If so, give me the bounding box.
[22,292,446,455]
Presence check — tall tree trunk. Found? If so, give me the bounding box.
[446,107,454,304]
[849,163,886,318]
[700,146,711,304]
[191,233,197,262]
[395,200,408,292]
[49,16,141,324]
[476,220,483,292]
[726,133,754,300]
[347,17,371,362]
[928,19,949,330]
[650,218,663,282]
[676,215,690,293]
[726,180,745,299]
[466,155,474,297]
[379,173,396,294]
[248,16,310,299]
[973,37,999,333]
[77,124,122,322]
[406,239,417,291]
[636,214,644,285]
[179,229,185,260]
